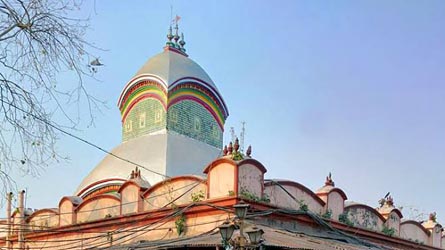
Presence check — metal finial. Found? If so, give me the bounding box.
[174,23,180,47]
[325,172,334,186]
[246,145,252,157]
[166,25,174,47]
[228,142,233,154]
[234,138,240,152]
[179,32,186,51]
[223,145,228,156]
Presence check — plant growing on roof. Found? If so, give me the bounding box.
[175,213,186,236]
[381,225,396,236]
[239,188,270,203]
[297,200,308,212]
[231,151,244,161]
[322,209,332,219]
[338,212,354,227]
[191,190,205,202]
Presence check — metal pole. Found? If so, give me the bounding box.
[18,190,25,250]
[6,192,12,250]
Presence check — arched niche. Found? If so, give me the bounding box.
[27,208,59,230]
[264,180,325,214]
[344,203,385,231]
[400,220,430,244]
[58,196,82,226]
[142,176,206,211]
[76,194,120,223]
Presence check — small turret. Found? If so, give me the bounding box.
[179,32,186,52]
[246,145,252,157]
[166,25,174,47]
[227,142,233,155]
[325,172,335,186]
[234,138,240,152]
[223,145,228,156]
[174,23,180,47]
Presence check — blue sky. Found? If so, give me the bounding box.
[9,1,445,222]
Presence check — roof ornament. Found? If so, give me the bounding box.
[130,167,142,180]
[173,23,180,46]
[378,192,391,208]
[429,212,437,222]
[223,145,228,156]
[166,25,174,47]
[179,32,186,52]
[246,145,252,157]
[227,142,233,155]
[165,15,187,56]
[325,172,335,186]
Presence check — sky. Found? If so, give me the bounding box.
[7,1,445,222]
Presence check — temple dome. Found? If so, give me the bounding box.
[132,48,218,91]
[76,132,220,197]
[76,37,228,198]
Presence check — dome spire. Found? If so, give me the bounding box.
[164,15,187,56]
[179,32,186,52]
[174,23,180,46]
[166,25,174,47]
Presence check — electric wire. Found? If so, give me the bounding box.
[4,179,205,227]
[0,98,169,179]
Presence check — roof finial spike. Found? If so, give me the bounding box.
[174,22,180,47]
[166,25,174,47]
[234,137,240,152]
[179,32,186,52]
[246,145,252,157]
[325,172,334,186]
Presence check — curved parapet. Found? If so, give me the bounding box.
[316,175,347,220]
[204,157,266,200]
[422,214,443,248]
[119,175,151,215]
[264,179,325,214]
[77,177,126,199]
[76,193,121,223]
[400,220,430,244]
[58,196,82,226]
[142,175,206,210]
[343,203,385,231]
[27,208,59,230]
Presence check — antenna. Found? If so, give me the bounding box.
[230,127,236,144]
[240,121,246,152]
[170,5,173,24]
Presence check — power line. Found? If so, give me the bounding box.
[0,98,169,179]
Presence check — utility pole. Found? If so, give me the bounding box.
[6,192,12,250]
[18,190,25,250]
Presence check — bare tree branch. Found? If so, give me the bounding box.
[0,0,102,197]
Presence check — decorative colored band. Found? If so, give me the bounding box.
[169,82,228,118]
[119,80,227,129]
[120,81,167,121]
[168,86,225,129]
[170,77,229,117]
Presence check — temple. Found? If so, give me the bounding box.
[0,24,443,250]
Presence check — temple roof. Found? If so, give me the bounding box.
[133,48,217,90]
[75,131,221,198]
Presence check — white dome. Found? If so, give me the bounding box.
[75,131,221,197]
[135,48,217,90]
